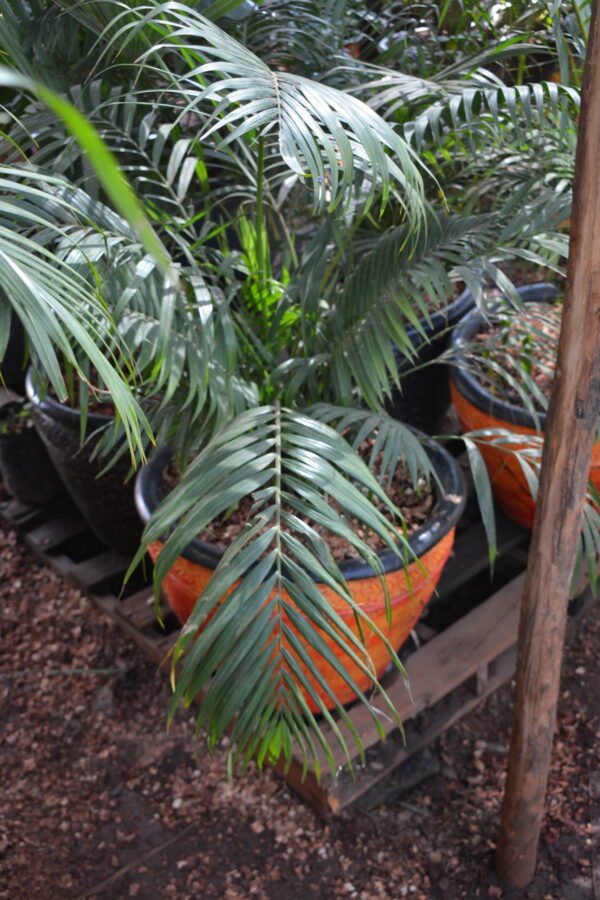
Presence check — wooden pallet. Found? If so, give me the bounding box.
[0,496,179,666]
[1,490,596,815]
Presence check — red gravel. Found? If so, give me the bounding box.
[1,524,599,899]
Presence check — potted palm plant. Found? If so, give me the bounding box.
[74,4,565,772]
[449,285,600,529]
[0,0,578,775]
[0,4,464,773]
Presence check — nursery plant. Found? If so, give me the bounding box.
[0,0,587,775]
[450,285,564,531]
[449,284,600,591]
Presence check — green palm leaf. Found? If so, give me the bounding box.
[94,1,426,217]
[0,164,153,456]
[131,405,430,775]
[321,194,569,409]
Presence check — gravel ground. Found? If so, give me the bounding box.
[1,524,599,900]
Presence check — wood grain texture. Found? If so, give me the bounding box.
[496,2,600,886]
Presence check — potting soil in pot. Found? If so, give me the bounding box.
[470,301,562,410]
[163,446,435,561]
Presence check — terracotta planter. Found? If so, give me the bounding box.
[26,370,142,554]
[387,286,475,433]
[135,440,465,711]
[449,284,600,528]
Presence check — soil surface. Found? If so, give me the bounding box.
[166,447,434,563]
[1,522,599,899]
[469,301,562,412]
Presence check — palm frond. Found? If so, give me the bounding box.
[0,65,172,271]
[406,79,579,152]
[307,404,435,489]
[93,1,426,217]
[228,0,351,77]
[8,85,207,228]
[133,405,429,774]
[0,164,152,456]
[351,65,580,153]
[321,197,568,409]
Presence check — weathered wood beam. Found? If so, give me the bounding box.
[496,0,600,886]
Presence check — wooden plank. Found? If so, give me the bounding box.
[117,587,162,629]
[326,646,517,813]
[282,642,517,815]
[90,593,118,616]
[101,612,169,666]
[283,583,600,815]
[0,498,52,530]
[26,514,88,553]
[68,551,130,591]
[39,552,77,580]
[312,572,525,773]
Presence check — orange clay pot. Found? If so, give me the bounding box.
[449,285,600,529]
[146,528,455,711]
[450,382,600,529]
[136,442,465,712]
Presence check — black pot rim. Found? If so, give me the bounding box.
[449,283,560,430]
[25,368,114,429]
[135,435,466,582]
[395,283,476,368]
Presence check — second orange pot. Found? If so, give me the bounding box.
[449,284,600,528]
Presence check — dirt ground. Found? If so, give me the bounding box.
[1,523,599,900]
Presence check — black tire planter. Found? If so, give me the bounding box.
[386,286,476,434]
[0,425,65,507]
[25,371,142,555]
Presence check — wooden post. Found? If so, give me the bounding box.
[496,1,600,886]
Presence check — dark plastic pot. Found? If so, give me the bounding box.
[1,313,27,394]
[26,370,142,554]
[135,437,465,711]
[0,425,64,506]
[447,283,594,529]
[386,286,476,433]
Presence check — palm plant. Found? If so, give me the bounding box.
[449,289,600,590]
[0,156,152,457]
[0,0,580,775]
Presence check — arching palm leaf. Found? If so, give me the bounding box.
[132,405,430,774]
[404,79,580,151]
[320,196,569,409]
[0,164,152,454]
[92,2,426,217]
